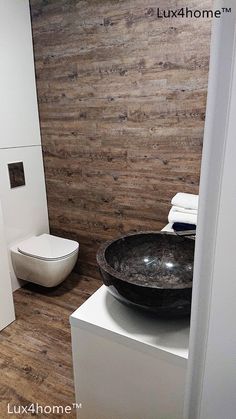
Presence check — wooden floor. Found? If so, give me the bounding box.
[0,273,101,418]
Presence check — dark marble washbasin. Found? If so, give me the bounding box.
[97,232,195,317]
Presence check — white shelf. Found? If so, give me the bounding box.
[162,222,174,232]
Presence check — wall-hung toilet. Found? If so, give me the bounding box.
[11,234,79,287]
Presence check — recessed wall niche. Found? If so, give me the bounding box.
[8,162,26,189]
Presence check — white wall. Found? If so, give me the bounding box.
[0,0,41,148]
[0,202,15,331]
[0,0,49,291]
[199,44,236,419]
[184,1,236,418]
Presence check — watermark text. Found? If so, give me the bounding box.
[7,402,82,415]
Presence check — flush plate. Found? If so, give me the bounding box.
[8,162,26,188]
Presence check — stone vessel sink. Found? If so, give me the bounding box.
[97,232,195,317]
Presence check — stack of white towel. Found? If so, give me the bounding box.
[168,193,199,226]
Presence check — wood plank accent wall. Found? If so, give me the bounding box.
[30,0,212,277]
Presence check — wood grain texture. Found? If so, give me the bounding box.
[30,0,212,276]
[0,274,100,418]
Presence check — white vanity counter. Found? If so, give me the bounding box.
[70,224,189,419]
[70,284,189,419]
[70,221,189,419]
[71,285,189,364]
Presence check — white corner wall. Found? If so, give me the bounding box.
[184,1,236,418]
[0,202,15,331]
[0,0,49,291]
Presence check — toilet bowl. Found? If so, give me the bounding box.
[11,234,79,287]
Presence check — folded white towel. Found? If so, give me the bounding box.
[172,205,198,215]
[168,207,197,225]
[171,193,199,211]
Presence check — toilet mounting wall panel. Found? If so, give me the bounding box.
[0,0,41,149]
[0,0,49,291]
[0,146,49,291]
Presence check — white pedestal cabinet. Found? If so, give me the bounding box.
[70,286,189,419]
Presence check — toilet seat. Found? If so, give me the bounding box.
[18,234,79,261]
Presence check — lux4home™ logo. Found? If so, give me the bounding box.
[156,6,232,19]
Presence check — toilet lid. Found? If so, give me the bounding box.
[18,234,79,261]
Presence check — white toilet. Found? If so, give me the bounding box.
[11,233,79,287]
